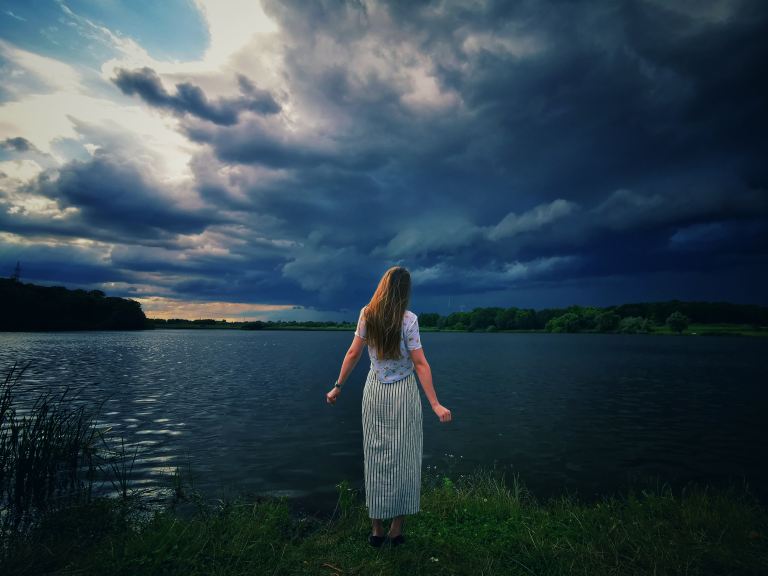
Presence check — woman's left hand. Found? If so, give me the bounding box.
[326,386,341,405]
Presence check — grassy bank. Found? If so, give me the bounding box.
[3,466,766,575]
[150,323,767,336]
[421,325,768,337]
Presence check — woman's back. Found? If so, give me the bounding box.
[355,306,423,383]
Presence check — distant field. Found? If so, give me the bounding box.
[152,323,767,336]
[654,323,767,337]
[421,324,768,337]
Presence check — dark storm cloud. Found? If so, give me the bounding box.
[0,240,132,286]
[5,0,767,312]
[1,136,33,152]
[250,0,768,307]
[112,66,281,125]
[129,0,768,309]
[19,152,217,241]
[0,135,57,168]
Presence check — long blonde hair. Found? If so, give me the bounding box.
[363,266,411,360]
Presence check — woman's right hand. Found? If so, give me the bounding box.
[326,386,341,405]
[432,403,452,423]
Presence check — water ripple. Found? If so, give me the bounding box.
[0,330,766,509]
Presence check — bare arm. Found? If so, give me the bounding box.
[410,348,451,422]
[409,347,438,407]
[337,334,366,385]
[327,334,366,405]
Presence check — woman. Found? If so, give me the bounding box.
[326,266,452,548]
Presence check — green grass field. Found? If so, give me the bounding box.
[680,323,766,337]
[3,467,766,575]
[421,324,767,336]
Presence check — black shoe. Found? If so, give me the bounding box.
[388,534,405,547]
[368,533,385,547]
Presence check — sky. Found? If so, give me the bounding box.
[0,0,766,321]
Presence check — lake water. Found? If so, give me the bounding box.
[1,329,766,515]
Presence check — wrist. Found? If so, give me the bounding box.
[334,380,343,389]
[430,399,440,408]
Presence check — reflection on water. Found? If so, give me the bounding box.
[1,329,766,514]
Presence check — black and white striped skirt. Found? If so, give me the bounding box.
[361,367,423,519]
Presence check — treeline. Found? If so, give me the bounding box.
[148,318,234,329]
[147,318,355,330]
[417,300,768,334]
[149,300,767,334]
[6,278,762,334]
[0,278,146,331]
[242,320,354,330]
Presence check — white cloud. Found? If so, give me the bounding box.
[486,198,579,241]
[370,199,580,260]
[281,244,359,294]
[498,255,578,281]
[192,0,278,68]
[0,38,83,95]
[412,255,580,288]
[98,0,281,92]
[591,188,666,231]
[400,54,461,112]
[372,214,483,258]
[0,47,201,182]
[0,158,46,181]
[4,10,26,22]
[668,221,727,250]
[461,31,546,59]
[411,261,448,286]
[1,0,282,186]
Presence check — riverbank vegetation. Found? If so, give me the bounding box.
[148,318,357,330]
[1,363,766,575]
[4,276,764,335]
[149,300,767,337]
[0,278,146,331]
[416,301,767,335]
[3,463,766,575]
[0,362,149,544]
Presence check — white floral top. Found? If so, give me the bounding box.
[354,306,422,383]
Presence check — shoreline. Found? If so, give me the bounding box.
[4,466,766,574]
[144,324,768,337]
[2,325,765,337]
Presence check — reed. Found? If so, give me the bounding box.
[0,362,147,557]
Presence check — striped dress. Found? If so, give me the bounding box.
[355,307,424,519]
[362,368,423,518]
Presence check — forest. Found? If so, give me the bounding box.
[149,301,767,334]
[0,278,146,331]
[417,301,767,334]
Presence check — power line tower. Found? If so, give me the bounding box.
[11,261,21,282]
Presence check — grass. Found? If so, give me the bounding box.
[2,466,766,575]
[677,323,766,337]
[420,324,768,337]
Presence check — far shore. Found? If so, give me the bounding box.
[146,322,767,337]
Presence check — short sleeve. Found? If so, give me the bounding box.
[405,315,422,350]
[354,307,367,340]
